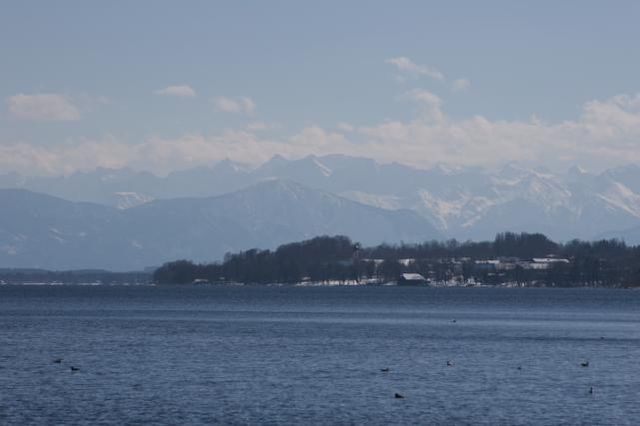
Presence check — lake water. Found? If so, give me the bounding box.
[1,285,639,425]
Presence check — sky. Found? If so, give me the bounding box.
[1,1,640,176]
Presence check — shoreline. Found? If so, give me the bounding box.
[1,281,637,289]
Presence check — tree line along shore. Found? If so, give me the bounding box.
[153,233,640,288]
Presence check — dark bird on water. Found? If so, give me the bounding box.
[447,360,454,367]
[53,358,63,364]
[394,393,404,399]
[589,387,594,394]
[70,366,80,372]
[380,368,390,372]
[517,366,522,370]
[451,319,457,323]
[581,361,589,367]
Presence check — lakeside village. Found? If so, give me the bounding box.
[0,256,573,287]
[0,255,574,287]
[153,234,640,288]
[354,255,572,288]
[3,233,638,287]
[189,255,574,288]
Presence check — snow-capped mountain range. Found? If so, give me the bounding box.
[3,155,640,243]
[0,180,439,270]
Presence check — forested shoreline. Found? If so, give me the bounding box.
[153,233,640,287]
[3,233,637,287]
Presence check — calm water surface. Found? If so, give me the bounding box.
[1,285,639,425]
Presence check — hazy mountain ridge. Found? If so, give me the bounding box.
[0,180,440,270]
[2,155,640,241]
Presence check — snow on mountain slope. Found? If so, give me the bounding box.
[330,160,640,240]
[3,155,640,241]
[0,181,440,270]
[312,158,333,177]
[338,190,403,211]
[114,192,155,209]
[595,182,640,218]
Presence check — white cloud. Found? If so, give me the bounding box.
[246,121,280,131]
[154,85,196,98]
[403,89,445,123]
[0,137,133,175]
[405,89,442,106]
[337,122,355,132]
[353,93,640,171]
[385,57,444,81]
[290,126,349,148]
[452,78,471,92]
[3,93,640,176]
[214,96,256,114]
[7,93,81,121]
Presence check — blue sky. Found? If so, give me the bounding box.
[1,1,640,175]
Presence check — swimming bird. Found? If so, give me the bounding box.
[589,386,594,394]
[451,319,457,323]
[447,360,454,367]
[70,366,80,372]
[517,366,522,371]
[581,361,589,367]
[380,368,390,372]
[394,393,404,399]
[53,358,63,364]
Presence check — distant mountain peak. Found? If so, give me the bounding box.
[432,163,459,175]
[214,158,250,173]
[498,162,528,179]
[3,155,640,244]
[262,154,289,168]
[240,178,332,200]
[568,165,588,175]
